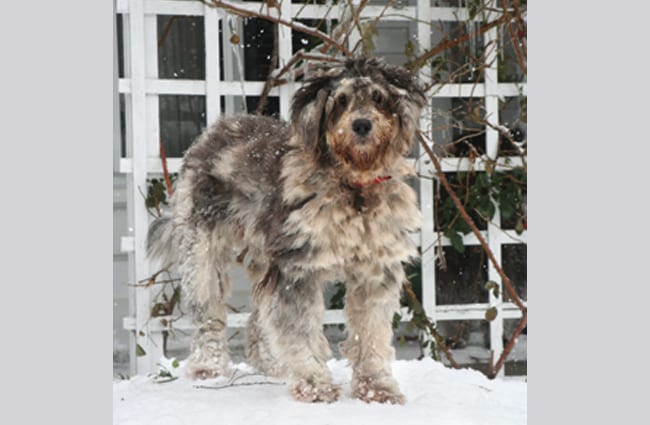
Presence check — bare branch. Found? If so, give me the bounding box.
[407,12,512,71]
[489,311,527,379]
[206,0,353,56]
[417,132,527,314]
[402,281,460,369]
[159,140,174,196]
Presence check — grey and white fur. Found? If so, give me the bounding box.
[147,58,426,404]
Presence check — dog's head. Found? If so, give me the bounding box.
[290,58,426,174]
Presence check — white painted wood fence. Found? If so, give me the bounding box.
[115,0,527,375]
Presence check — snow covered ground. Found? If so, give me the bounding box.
[113,357,526,425]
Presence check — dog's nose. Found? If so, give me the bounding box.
[352,119,372,137]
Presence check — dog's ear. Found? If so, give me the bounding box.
[380,64,427,154]
[291,67,341,166]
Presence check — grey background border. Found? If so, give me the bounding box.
[0,1,648,424]
[530,1,649,424]
[1,1,113,424]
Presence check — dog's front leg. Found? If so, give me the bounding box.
[342,262,406,404]
[256,268,341,403]
[180,231,231,380]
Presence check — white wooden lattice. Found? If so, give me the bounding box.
[116,0,527,375]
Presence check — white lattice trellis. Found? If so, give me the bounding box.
[115,0,527,376]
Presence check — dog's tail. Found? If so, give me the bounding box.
[146,216,177,269]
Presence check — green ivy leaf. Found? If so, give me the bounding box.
[170,286,182,305]
[447,230,465,253]
[515,217,525,235]
[456,218,472,235]
[171,359,180,369]
[404,40,416,59]
[501,204,514,220]
[136,344,147,357]
[484,280,500,298]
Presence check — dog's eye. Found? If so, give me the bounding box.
[336,95,348,108]
[371,90,384,105]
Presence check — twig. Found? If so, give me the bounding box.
[418,131,527,378]
[206,0,352,56]
[352,0,394,56]
[157,16,180,48]
[506,0,527,58]
[402,282,460,369]
[227,330,241,341]
[345,0,371,56]
[272,50,345,85]
[488,311,527,379]
[253,49,344,112]
[500,0,527,76]
[407,12,512,71]
[478,118,527,168]
[505,18,526,75]
[194,381,285,390]
[418,131,526,313]
[159,140,174,196]
[130,278,180,287]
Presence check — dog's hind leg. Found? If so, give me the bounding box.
[245,308,286,378]
[341,262,406,404]
[179,227,232,379]
[253,266,340,403]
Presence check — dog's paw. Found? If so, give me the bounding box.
[185,350,230,380]
[352,376,406,405]
[187,366,225,380]
[185,342,230,379]
[186,359,230,380]
[290,379,341,403]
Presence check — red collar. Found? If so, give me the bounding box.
[350,175,392,187]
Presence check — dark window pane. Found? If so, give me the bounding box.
[431,97,486,157]
[435,245,489,305]
[246,96,280,117]
[430,21,485,84]
[438,320,491,374]
[503,318,527,376]
[243,18,274,81]
[119,94,126,157]
[430,1,468,5]
[495,169,526,230]
[498,96,527,156]
[159,95,206,157]
[158,15,205,80]
[218,20,225,81]
[292,19,327,54]
[373,21,417,66]
[435,172,490,233]
[116,14,125,79]
[497,20,527,83]
[502,244,526,302]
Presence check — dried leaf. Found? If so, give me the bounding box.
[485,307,498,322]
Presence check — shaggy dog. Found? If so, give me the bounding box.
[147,58,426,404]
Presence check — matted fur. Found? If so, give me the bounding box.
[147,57,426,404]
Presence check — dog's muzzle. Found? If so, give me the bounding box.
[352,118,372,138]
